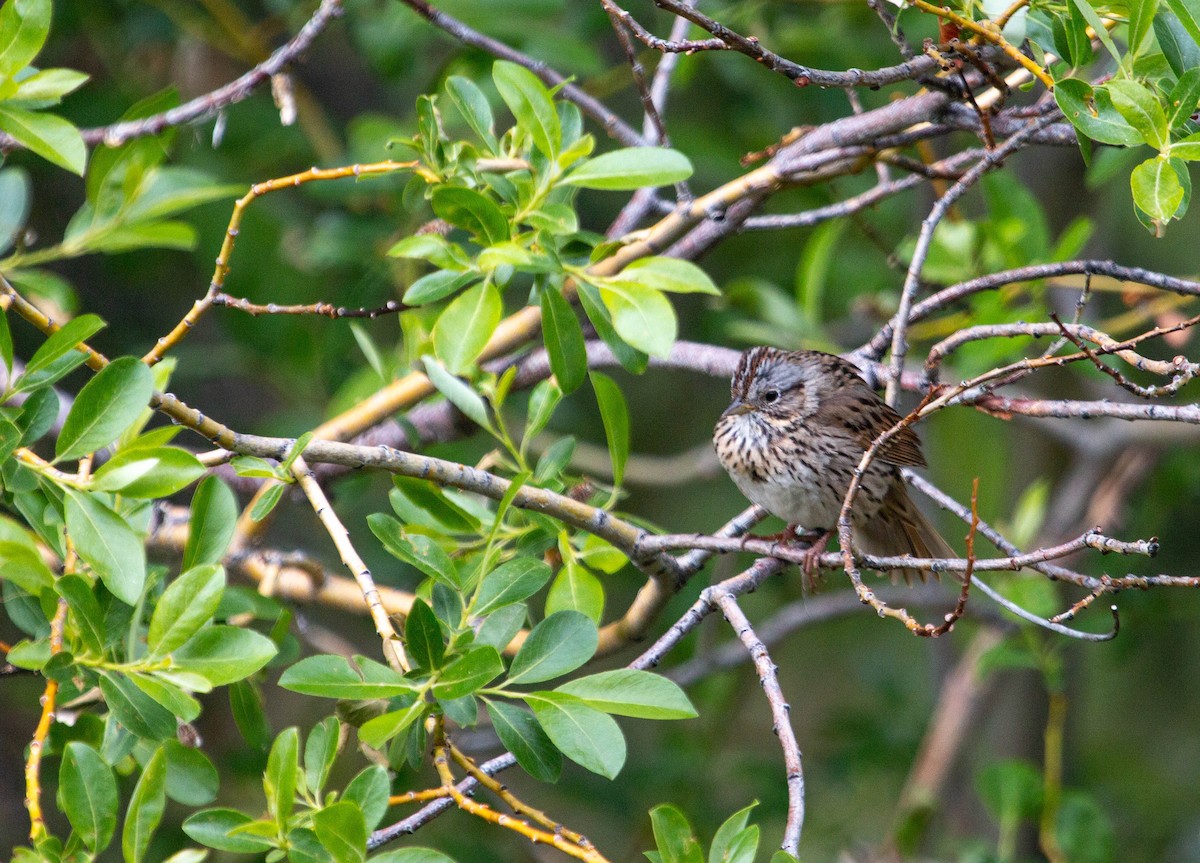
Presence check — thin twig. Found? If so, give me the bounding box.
[0,0,346,151]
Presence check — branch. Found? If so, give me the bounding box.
[710,590,805,855]
[0,0,346,152]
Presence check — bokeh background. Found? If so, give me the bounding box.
[2,1,1200,861]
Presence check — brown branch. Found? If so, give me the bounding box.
[430,724,610,863]
[710,590,805,854]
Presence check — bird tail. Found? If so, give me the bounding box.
[855,483,956,584]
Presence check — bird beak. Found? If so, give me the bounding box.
[721,400,753,419]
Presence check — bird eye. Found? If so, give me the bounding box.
[763,389,780,403]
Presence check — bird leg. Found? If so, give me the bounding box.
[795,528,832,591]
[741,525,832,591]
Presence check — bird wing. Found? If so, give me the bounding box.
[820,367,928,468]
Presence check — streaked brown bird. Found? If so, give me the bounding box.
[713,346,954,582]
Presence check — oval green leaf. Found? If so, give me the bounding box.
[148,564,225,657]
[172,625,277,686]
[64,488,146,605]
[58,741,118,853]
[564,147,692,190]
[527,691,626,779]
[556,669,697,719]
[507,610,598,685]
[432,281,502,374]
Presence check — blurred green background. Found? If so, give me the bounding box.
[2,0,1200,861]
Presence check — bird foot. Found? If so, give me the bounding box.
[741,525,831,592]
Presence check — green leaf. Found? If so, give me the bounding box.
[406,598,446,670]
[527,691,626,778]
[0,0,51,78]
[545,558,605,623]
[618,256,719,295]
[484,699,562,782]
[477,241,535,270]
[540,287,587,394]
[1068,0,1121,60]
[1056,791,1116,863]
[1106,80,1169,150]
[1173,130,1200,159]
[403,270,477,306]
[183,476,237,570]
[976,758,1043,823]
[557,669,696,719]
[130,672,201,722]
[649,804,703,863]
[64,489,146,605]
[57,575,104,656]
[1128,0,1159,53]
[422,355,495,433]
[493,60,561,159]
[1165,0,1200,48]
[709,803,759,863]
[229,679,272,751]
[432,281,502,374]
[56,356,154,461]
[0,540,54,593]
[17,312,103,389]
[1054,79,1143,147]
[391,476,480,534]
[0,167,31,258]
[534,436,575,483]
[304,716,341,799]
[1051,6,1092,66]
[508,610,597,685]
[89,220,198,254]
[15,385,58,446]
[596,280,677,359]
[123,166,241,222]
[58,742,118,853]
[1168,68,1200,129]
[1131,157,1185,222]
[343,765,391,832]
[1155,9,1200,77]
[0,418,20,469]
[91,445,205,497]
[14,67,90,102]
[183,809,274,853]
[564,147,692,190]
[148,564,225,657]
[388,233,471,269]
[368,513,462,588]
[172,625,277,686]
[523,202,579,235]
[288,827,334,863]
[321,668,382,720]
[249,482,285,521]
[432,645,504,698]
[265,727,300,825]
[576,280,648,374]
[99,672,177,740]
[370,849,459,863]
[122,746,167,863]
[0,104,86,175]
[357,699,428,749]
[525,379,562,441]
[474,557,553,616]
[446,75,498,150]
[591,371,630,486]
[431,186,508,246]
[475,603,527,650]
